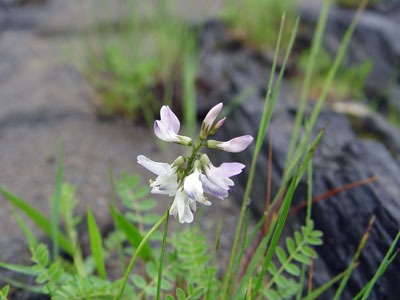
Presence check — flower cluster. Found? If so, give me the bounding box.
[137,103,253,223]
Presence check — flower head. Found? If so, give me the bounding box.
[154,106,192,145]
[138,104,253,223]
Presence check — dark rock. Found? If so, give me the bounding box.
[300,3,400,110]
[197,20,400,300]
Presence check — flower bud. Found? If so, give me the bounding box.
[176,136,193,146]
[206,135,253,153]
[209,117,226,135]
[200,103,223,139]
[172,156,186,168]
[199,153,211,168]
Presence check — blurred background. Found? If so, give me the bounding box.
[0,0,399,299]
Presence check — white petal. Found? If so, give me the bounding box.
[137,155,172,176]
[160,105,180,134]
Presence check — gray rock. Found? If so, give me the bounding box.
[300,3,400,108]
[197,20,400,300]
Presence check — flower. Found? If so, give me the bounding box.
[206,135,253,153]
[154,106,192,145]
[200,161,245,200]
[138,104,253,224]
[137,155,178,196]
[184,168,211,205]
[170,188,195,223]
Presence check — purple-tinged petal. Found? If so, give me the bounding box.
[210,117,226,134]
[160,105,180,134]
[203,103,223,131]
[208,162,245,178]
[216,135,254,153]
[200,174,228,200]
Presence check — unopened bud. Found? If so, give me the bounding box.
[209,116,226,135]
[200,102,223,139]
[172,156,185,168]
[199,153,211,168]
[176,136,192,146]
[205,139,222,150]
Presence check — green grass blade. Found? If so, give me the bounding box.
[352,250,399,300]
[296,264,306,300]
[253,167,300,297]
[114,210,168,300]
[206,218,222,300]
[0,273,44,294]
[229,210,250,298]
[285,0,331,169]
[302,265,357,300]
[333,216,375,300]
[234,214,278,299]
[360,230,400,300]
[87,206,106,279]
[51,144,63,260]
[110,206,153,262]
[252,127,323,297]
[221,13,299,299]
[308,0,367,132]
[10,209,38,247]
[182,38,197,137]
[0,186,74,255]
[109,161,126,273]
[0,262,40,276]
[287,0,368,173]
[156,209,170,300]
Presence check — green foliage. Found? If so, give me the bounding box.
[0,286,9,300]
[166,283,204,300]
[83,0,197,122]
[170,227,216,294]
[258,220,322,299]
[116,172,160,229]
[0,186,74,255]
[223,0,297,50]
[296,48,373,101]
[336,0,382,8]
[87,206,106,279]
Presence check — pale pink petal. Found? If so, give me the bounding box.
[203,103,223,130]
[220,135,253,153]
[208,162,245,178]
[160,105,180,134]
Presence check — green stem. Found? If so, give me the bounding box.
[184,141,203,176]
[264,241,305,291]
[114,211,168,300]
[156,209,170,300]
